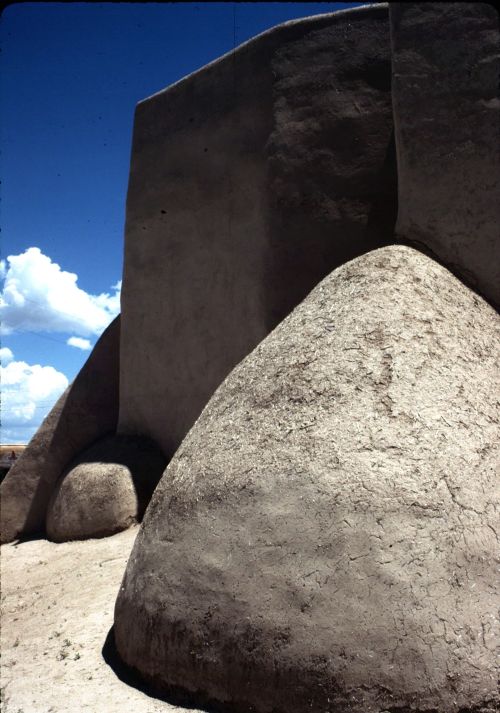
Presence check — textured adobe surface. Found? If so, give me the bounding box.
[390,2,500,308]
[115,246,499,713]
[118,4,397,457]
[46,434,166,542]
[0,317,120,544]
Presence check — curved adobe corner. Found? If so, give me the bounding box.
[0,316,120,544]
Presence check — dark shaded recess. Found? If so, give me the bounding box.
[263,16,397,331]
[366,129,398,245]
[354,57,393,93]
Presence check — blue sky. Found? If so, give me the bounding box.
[0,2,362,443]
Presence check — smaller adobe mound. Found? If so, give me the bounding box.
[46,434,166,542]
[114,246,499,713]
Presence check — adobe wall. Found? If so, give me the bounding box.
[118,4,397,456]
[390,2,500,308]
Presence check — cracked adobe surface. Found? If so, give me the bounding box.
[114,246,499,713]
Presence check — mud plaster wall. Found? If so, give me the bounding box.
[118,5,397,457]
[390,1,500,308]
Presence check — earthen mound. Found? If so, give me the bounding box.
[114,246,499,713]
[46,434,166,542]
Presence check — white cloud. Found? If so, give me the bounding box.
[0,347,14,364]
[0,247,121,337]
[1,351,69,444]
[67,336,92,351]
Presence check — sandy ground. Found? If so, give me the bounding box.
[1,526,205,713]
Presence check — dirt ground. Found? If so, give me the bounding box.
[0,526,205,713]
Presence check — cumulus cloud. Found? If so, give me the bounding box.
[0,248,121,337]
[1,351,68,444]
[0,347,14,364]
[67,336,92,351]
